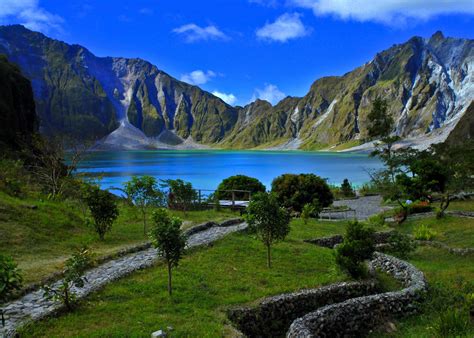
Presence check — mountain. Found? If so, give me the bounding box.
[225,31,473,150]
[0,25,238,147]
[0,25,472,150]
[0,54,37,149]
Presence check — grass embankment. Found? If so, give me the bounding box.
[0,191,239,284]
[20,219,350,337]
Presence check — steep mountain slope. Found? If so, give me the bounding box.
[0,25,238,145]
[0,54,37,149]
[224,31,473,150]
[0,25,471,150]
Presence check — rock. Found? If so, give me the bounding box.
[151,330,166,337]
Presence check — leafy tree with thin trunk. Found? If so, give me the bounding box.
[163,179,197,214]
[0,255,22,327]
[43,247,92,311]
[150,209,187,296]
[245,192,291,268]
[85,186,119,240]
[124,176,165,234]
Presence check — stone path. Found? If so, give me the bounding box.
[332,195,391,220]
[1,222,247,337]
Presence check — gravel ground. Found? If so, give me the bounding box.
[329,195,390,220]
[1,222,247,337]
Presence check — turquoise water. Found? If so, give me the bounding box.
[76,150,383,193]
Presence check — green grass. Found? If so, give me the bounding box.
[448,199,474,212]
[397,215,474,248]
[373,247,474,337]
[0,191,239,284]
[19,219,348,337]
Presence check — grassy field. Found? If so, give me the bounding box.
[19,219,351,337]
[0,191,239,284]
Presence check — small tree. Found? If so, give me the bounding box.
[149,209,187,296]
[43,247,92,311]
[335,221,375,278]
[124,176,165,234]
[340,179,355,198]
[163,179,197,214]
[301,203,315,224]
[245,192,291,268]
[0,255,22,327]
[85,186,119,240]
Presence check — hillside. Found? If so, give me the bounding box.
[0,25,472,150]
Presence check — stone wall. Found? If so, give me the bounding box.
[287,252,427,337]
[227,281,379,337]
[304,231,396,249]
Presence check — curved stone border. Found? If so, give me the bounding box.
[1,221,247,337]
[287,252,427,337]
[416,240,474,256]
[227,281,379,337]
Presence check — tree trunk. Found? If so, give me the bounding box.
[143,210,147,235]
[439,193,450,217]
[167,260,172,296]
[266,243,271,268]
[396,200,408,224]
[1,308,5,327]
[64,286,71,311]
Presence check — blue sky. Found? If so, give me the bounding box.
[1,1,473,106]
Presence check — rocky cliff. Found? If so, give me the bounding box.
[0,54,37,149]
[0,25,471,150]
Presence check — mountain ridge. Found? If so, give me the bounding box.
[0,25,472,150]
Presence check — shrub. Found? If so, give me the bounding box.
[367,213,386,227]
[358,182,379,196]
[0,254,23,327]
[43,247,92,311]
[85,186,119,240]
[407,201,433,214]
[413,224,437,241]
[271,173,333,212]
[0,159,26,197]
[150,209,187,295]
[385,231,417,259]
[245,192,291,268]
[216,175,265,200]
[335,221,375,278]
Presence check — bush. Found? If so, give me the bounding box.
[413,224,437,241]
[0,159,27,196]
[216,175,265,200]
[271,173,333,212]
[385,231,417,259]
[335,221,375,278]
[367,213,386,227]
[163,179,198,213]
[301,203,316,224]
[358,182,379,196]
[85,186,119,240]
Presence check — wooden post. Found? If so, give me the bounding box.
[198,190,201,204]
[231,190,235,208]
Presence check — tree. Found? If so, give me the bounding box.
[340,179,355,198]
[301,203,316,224]
[367,98,393,141]
[124,176,165,234]
[245,192,291,268]
[0,255,22,327]
[335,221,375,278]
[149,209,187,296]
[216,175,266,200]
[271,173,333,213]
[43,247,92,311]
[163,179,197,214]
[85,186,119,240]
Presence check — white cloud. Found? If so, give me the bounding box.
[249,0,279,7]
[0,0,63,33]
[252,84,286,105]
[212,91,237,105]
[172,23,228,42]
[180,70,217,85]
[256,13,310,42]
[290,0,474,25]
